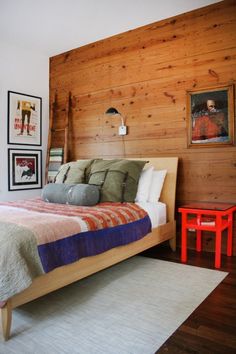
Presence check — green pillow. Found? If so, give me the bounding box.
[54,159,96,184]
[88,159,147,202]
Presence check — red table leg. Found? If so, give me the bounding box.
[181,212,187,263]
[196,230,201,252]
[227,212,233,257]
[215,215,222,269]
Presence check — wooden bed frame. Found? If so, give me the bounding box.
[1,157,178,341]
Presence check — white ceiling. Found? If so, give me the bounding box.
[0,0,220,57]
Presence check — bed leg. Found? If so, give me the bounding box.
[169,221,176,251]
[169,237,176,251]
[1,301,12,341]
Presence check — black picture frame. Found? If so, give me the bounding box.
[8,149,42,191]
[8,91,42,146]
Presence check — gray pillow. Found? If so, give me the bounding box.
[42,183,100,206]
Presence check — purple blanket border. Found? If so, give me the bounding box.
[38,215,152,273]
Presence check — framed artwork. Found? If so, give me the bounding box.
[187,85,234,147]
[8,91,42,146]
[8,149,42,191]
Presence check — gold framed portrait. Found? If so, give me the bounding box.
[187,85,234,148]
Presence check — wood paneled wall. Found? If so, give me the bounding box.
[50,0,236,254]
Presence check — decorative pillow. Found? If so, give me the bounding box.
[42,183,100,206]
[88,159,147,202]
[135,166,154,202]
[54,159,96,184]
[147,169,167,202]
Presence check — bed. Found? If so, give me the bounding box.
[0,157,178,341]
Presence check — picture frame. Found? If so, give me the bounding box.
[8,91,42,146]
[187,85,234,148]
[8,149,42,191]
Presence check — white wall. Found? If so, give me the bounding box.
[1,0,221,56]
[0,41,49,201]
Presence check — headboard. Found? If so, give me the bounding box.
[127,157,178,222]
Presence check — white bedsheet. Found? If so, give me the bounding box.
[136,201,166,228]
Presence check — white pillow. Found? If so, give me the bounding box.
[147,169,167,202]
[135,166,154,202]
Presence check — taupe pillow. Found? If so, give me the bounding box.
[54,159,96,184]
[42,183,100,206]
[88,159,147,202]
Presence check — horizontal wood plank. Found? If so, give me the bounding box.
[50,0,236,255]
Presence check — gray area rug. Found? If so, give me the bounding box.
[0,256,227,354]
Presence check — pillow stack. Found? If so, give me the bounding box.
[42,158,148,205]
[42,159,99,205]
[42,158,166,205]
[135,166,167,203]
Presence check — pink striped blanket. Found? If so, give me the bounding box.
[0,198,151,303]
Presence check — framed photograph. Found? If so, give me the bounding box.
[8,91,42,145]
[8,149,42,191]
[187,85,234,147]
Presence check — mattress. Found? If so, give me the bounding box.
[136,201,166,228]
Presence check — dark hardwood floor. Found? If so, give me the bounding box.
[142,244,236,354]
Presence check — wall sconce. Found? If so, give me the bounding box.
[105,107,127,136]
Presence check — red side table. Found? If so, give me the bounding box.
[178,202,236,268]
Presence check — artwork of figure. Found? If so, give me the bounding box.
[15,157,35,182]
[17,100,36,136]
[191,98,228,142]
[188,87,232,146]
[8,91,42,145]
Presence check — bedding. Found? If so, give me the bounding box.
[135,166,154,203]
[137,201,166,228]
[148,169,167,202]
[0,198,151,302]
